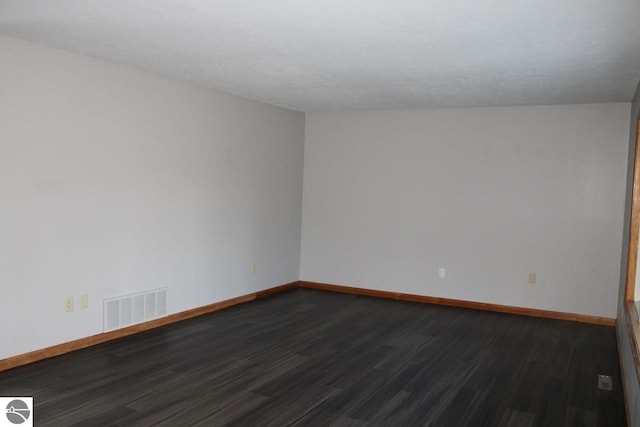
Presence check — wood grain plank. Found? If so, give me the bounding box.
[0,288,626,426]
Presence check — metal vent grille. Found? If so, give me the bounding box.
[103,288,167,332]
[598,374,613,391]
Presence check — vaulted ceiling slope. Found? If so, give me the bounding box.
[1,1,640,112]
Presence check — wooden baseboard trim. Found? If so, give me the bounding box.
[0,282,298,372]
[256,281,299,299]
[298,281,616,326]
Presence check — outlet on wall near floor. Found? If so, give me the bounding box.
[252,262,257,273]
[438,267,446,279]
[80,294,88,309]
[64,296,74,312]
[528,273,537,284]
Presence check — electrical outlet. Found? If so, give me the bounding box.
[65,296,74,312]
[528,273,537,284]
[252,262,257,273]
[80,294,88,309]
[438,267,446,279]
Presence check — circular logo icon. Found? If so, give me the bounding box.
[5,399,30,424]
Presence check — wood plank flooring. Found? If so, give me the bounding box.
[0,289,627,426]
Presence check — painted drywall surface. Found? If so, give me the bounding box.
[617,81,640,427]
[302,104,630,319]
[0,35,305,360]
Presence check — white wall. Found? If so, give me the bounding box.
[302,104,630,318]
[617,81,640,427]
[0,35,305,360]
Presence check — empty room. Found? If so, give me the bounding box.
[1,1,640,426]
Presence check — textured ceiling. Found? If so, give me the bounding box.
[1,0,640,112]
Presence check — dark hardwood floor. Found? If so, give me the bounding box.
[0,289,627,426]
